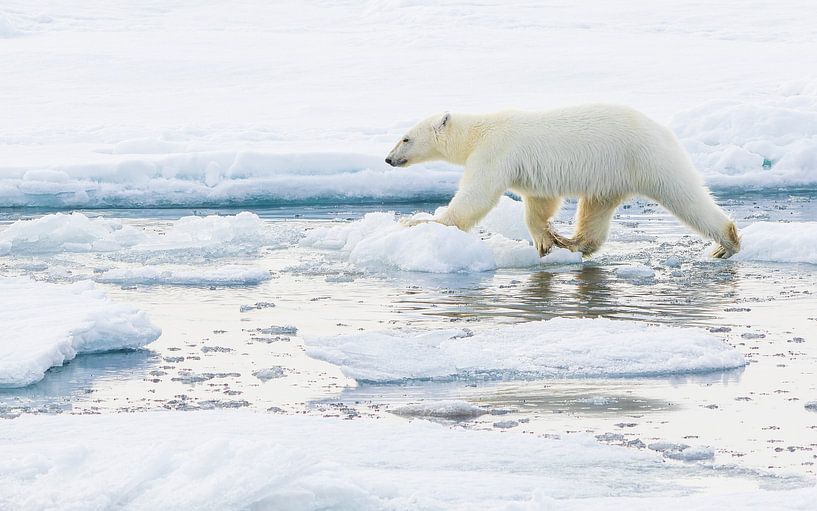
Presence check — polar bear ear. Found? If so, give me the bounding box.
[434,112,451,133]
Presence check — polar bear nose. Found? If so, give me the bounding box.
[385,157,394,166]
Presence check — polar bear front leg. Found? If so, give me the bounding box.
[523,196,562,256]
[436,180,506,232]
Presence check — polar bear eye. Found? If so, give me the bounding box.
[402,137,410,143]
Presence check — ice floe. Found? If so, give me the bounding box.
[95,265,271,286]
[0,277,161,388]
[0,211,294,262]
[1,411,814,510]
[616,264,656,280]
[732,221,817,265]
[301,199,581,273]
[305,318,746,383]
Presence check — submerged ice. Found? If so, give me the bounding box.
[305,317,746,383]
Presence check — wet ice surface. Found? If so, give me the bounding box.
[1,191,817,488]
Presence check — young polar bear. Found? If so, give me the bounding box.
[386,104,740,258]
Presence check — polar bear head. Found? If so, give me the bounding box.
[385,112,450,167]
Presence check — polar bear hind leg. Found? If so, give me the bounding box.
[649,185,741,259]
[551,196,623,256]
[523,196,562,256]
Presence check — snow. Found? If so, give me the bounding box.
[305,318,746,383]
[95,265,271,286]
[2,1,816,208]
[390,400,488,420]
[732,222,817,265]
[301,207,580,273]
[673,81,817,189]
[0,211,292,262]
[0,277,161,388]
[1,410,814,510]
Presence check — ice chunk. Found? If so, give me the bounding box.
[95,265,271,286]
[252,367,286,381]
[0,212,145,255]
[732,222,817,264]
[390,400,488,420]
[616,264,656,280]
[302,211,580,273]
[0,277,161,387]
[305,318,746,382]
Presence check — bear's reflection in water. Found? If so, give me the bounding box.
[398,263,739,327]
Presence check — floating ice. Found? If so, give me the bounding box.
[0,211,293,262]
[305,318,746,383]
[95,265,271,286]
[301,208,580,273]
[0,212,145,255]
[3,410,813,510]
[0,278,161,388]
[252,367,286,381]
[732,222,817,265]
[616,264,656,280]
[390,400,488,420]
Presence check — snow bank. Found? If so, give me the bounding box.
[305,318,746,383]
[0,277,161,388]
[673,82,817,189]
[0,211,292,262]
[301,204,580,273]
[95,265,271,286]
[732,222,817,264]
[0,152,459,208]
[2,411,813,510]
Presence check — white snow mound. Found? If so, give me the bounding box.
[301,202,580,273]
[0,277,161,388]
[305,318,746,382]
[732,221,817,264]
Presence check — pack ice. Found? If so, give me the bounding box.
[305,317,746,382]
[0,277,161,387]
[732,221,817,265]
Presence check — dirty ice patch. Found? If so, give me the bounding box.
[305,318,746,383]
[0,277,161,388]
[301,210,580,273]
[390,400,488,420]
[4,411,815,510]
[95,265,271,286]
[673,81,817,189]
[732,222,817,265]
[0,212,145,255]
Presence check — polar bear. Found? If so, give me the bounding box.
[386,104,740,258]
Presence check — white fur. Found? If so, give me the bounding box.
[386,104,740,258]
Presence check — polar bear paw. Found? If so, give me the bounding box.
[399,217,434,228]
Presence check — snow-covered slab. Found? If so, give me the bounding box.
[0,211,293,262]
[301,199,581,273]
[1,411,814,510]
[305,318,746,383]
[0,277,161,387]
[732,222,817,264]
[95,265,271,286]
